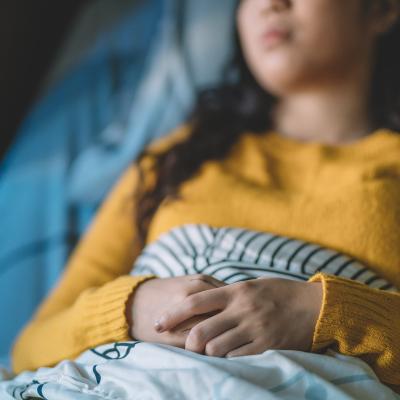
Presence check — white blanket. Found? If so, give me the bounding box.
[1,342,399,399]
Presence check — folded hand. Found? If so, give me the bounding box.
[154,278,323,357]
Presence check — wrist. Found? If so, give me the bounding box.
[307,281,323,315]
[125,275,158,339]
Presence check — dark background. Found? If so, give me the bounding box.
[0,1,88,161]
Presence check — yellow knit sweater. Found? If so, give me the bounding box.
[11,125,400,388]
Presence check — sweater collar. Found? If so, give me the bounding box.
[256,128,400,160]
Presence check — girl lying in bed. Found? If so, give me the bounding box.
[12,0,400,392]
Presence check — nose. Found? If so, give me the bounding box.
[260,0,291,13]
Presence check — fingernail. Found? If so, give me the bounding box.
[154,320,164,332]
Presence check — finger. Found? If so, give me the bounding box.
[185,312,238,354]
[155,287,229,332]
[225,340,261,358]
[186,275,227,295]
[171,311,219,334]
[203,326,251,358]
[201,275,227,288]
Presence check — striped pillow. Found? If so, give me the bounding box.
[131,224,396,291]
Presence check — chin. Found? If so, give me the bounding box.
[250,56,309,96]
[256,72,306,97]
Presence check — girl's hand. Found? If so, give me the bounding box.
[153,278,323,357]
[128,274,227,349]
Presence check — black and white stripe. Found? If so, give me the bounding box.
[130,224,397,291]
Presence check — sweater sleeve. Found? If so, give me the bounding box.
[11,163,157,374]
[308,273,400,387]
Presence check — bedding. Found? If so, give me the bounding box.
[1,343,399,399]
[1,224,398,399]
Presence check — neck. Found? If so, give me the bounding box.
[273,67,375,145]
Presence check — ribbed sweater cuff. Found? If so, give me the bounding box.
[74,275,157,349]
[308,273,400,384]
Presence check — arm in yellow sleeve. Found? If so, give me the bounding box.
[309,273,400,388]
[11,124,192,375]
[11,163,158,374]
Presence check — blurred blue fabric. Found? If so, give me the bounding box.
[0,0,236,369]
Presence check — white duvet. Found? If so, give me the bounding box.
[1,342,399,399]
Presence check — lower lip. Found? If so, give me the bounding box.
[261,31,289,48]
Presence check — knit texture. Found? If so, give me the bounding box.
[309,273,400,385]
[11,125,400,388]
[12,275,156,373]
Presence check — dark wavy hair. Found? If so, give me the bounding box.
[134,2,400,249]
